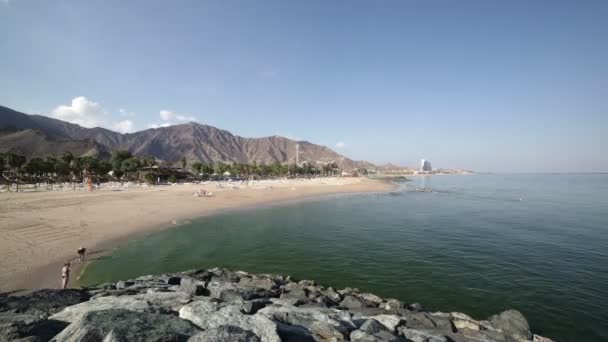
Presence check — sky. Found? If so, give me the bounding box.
[1,0,607,173]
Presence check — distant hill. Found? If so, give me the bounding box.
[0,105,374,170]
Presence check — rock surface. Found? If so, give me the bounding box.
[0,268,555,342]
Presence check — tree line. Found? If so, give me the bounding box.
[0,150,348,185]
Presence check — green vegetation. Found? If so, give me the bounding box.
[0,151,351,191]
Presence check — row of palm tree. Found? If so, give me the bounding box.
[1,150,346,184]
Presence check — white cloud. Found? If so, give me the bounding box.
[119,108,135,117]
[51,96,106,128]
[114,120,134,133]
[335,141,346,148]
[147,123,173,129]
[160,109,196,122]
[160,110,174,121]
[50,96,138,133]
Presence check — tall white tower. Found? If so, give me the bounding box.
[296,144,300,166]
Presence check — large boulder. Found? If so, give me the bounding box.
[403,312,454,333]
[50,309,201,342]
[350,318,404,341]
[179,278,208,296]
[488,309,532,340]
[339,295,375,310]
[50,296,149,323]
[398,327,449,342]
[188,325,261,342]
[0,289,91,319]
[258,305,357,341]
[0,313,68,342]
[238,277,277,291]
[180,301,280,342]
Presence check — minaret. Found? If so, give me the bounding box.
[296,144,300,166]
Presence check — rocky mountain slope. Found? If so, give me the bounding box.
[0,267,553,342]
[0,106,374,170]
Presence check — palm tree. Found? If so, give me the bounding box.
[6,153,26,178]
[61,151,74,165]
[181,157,187,170]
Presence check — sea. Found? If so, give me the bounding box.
[80,174,608,342]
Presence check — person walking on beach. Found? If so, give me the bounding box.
[77,247,86,262]
[61,262,70,289]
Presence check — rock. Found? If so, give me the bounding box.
[403,312,455,334]
[51,309,200,342]
[350,306,386,318]
[398,327,449,342]
[323,287,342,303]
[488,309,532,340]
[116,280,136,289]
[50,293,175,323]
[241,300,271,315]
[358,314,404,333]
[0,313,68,342]
[188,325,261,342]
[162,275,182,285]
[408,302,423,312]
[180,302,280,342]
[359,293,383,305]
[180,277,208,296]
[0,289,91,319]
[339,295,374,310]
[533,335,555,342]
[350,318,404,341]
[239,277,277,291]
[298,280,317,287]
[447,312,491,332]
[381,299,403,314]
[258,305,356,341]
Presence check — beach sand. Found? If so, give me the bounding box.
[0,177,392,291]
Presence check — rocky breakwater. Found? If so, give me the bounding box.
[1,267,554,342]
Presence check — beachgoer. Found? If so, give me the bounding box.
[77,247,86,261]
[61,262,70,289]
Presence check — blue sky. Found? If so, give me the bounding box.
[1,0,607,172]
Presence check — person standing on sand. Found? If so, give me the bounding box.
[77,247,86,262]
[61,262,70,289]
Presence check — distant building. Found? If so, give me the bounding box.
[420,159,432,173]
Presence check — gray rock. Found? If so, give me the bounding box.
[0,289,91,319]
[339,295,374,310]
[258,305,356,341]
[115,280,136,289]
[188,325,261,342]
[51,309,200,342]
[0,313,68,342]
[323,287,342,303]
[162,275,182,285]
[398,327,448,342]
[359,293,383,305]
[239,277,277,291]
[358,314,404,333]
[350,318,404,341]
[380,299,403,314]
[403,312,455,334]
[241,300,271,315]
[180,278,208,296]
[50,293,183,323]
[488,309,532,340]
[407,303,423,312]
[180,302,281,342]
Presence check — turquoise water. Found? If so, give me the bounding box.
[81,174,608,342]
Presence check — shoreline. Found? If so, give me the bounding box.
[0,177,394,292]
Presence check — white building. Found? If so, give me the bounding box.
[420,159,432,173]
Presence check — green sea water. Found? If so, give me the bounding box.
[80,174,608,341]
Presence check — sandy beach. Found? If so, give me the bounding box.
[0,177,392,291]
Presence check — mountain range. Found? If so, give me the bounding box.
[0,105,374,170]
